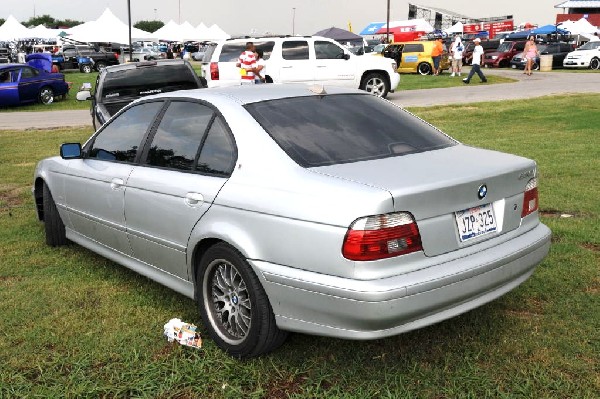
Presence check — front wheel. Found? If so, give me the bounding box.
[80,64,92,73]
[590,58,600,70]
[39,87,54,105]
[197,243,287,358]
[360,72,390,98]
[532,62,540,71]
[43,183,68,246]
[417,62,432,75]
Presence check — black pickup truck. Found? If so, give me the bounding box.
[53,45,120,73]
[76,59,204,130]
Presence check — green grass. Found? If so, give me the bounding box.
[1,95,599,398]
[398,71,515,90]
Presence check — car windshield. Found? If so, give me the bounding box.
[245,94,456,167]
[578,41,600,50]
[496,42,512,52]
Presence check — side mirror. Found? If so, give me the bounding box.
[60,143,82,159]
[76,90,92,101]
[343,53,350,60]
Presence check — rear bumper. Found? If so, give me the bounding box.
[252,223,551,339]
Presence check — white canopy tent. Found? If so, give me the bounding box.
[152,20,182,41]
[0,15,32,40]
[203,24,230,41]
[444,21,464,34]
[67,8,155,44]
[27,24,61,40]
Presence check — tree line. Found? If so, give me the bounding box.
[0,15,165,32]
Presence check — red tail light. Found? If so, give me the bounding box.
[210,62,219,80]
[114,53,118,59]
[521,178,539,218]
[342,212,423,261]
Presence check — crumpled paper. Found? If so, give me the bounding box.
[163,318,202,349]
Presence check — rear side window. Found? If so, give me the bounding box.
[282,41,309,60]
[219,41,275,61]
[403,44,424,53]
[245,94,456,167]
[100,64,200,99]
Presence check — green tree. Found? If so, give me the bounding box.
[22,14,55,27]
[55,19,83,28]
[0,18,5,26]
[134,20,164,33]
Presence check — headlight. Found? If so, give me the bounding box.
[491,56,498,60]
[392,62,397,70]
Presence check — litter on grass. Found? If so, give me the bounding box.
[164,318,202,349]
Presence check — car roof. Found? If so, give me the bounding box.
[140,83,367,106]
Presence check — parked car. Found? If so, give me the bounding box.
[131,47,163,62]
[483,40,527,68]
[76,59,203,130]
[34,84,551,358]
[53,45,120,73]
[0,63,69,106]
[510,42,573,70]
[563,40,600,70]
[383,41,451,75]
[462,39,501,65]
[202,36,399,98]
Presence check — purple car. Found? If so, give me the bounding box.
[0,64,70,107]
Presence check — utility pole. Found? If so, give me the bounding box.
[292,8,296,36]
[127,0,132,62]
[386,0,390,43]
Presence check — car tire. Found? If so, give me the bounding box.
[417,62,432,75]
[43,183,68,247]
[80,64,92,73]
[197,243,287,358]
[533,62,540,71]
[95,61,107,71]
[360,72,390,98]
[590,58,600,70]
[499,60,509,68]
[38,87,54,105]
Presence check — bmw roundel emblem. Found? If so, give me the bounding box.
[477,184,488,200]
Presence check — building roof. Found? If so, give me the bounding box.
[555,0,600,9]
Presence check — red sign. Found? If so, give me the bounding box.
[463,20,514,38]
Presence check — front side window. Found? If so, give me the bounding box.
[315,41,345,59]
[88,101,163,163]
[245,94,456,167]
[145,101,214,171]
[282,41,309,60]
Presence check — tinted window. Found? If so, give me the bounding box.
[145,101,214,171]
[403,44,424,53]
[197,117,236,176]
[219,41,275,62]
[282,41,309,60]
[89,102,163,162]
[101,64,200,100]
[63,49,77,58]
[20,67,37,78]
[315,41,345,59]
[245,94,456,167]
[515,42,526,51]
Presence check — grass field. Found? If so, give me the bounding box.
[0,94,598,398]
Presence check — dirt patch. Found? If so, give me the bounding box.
[262,373,309,399]
[581,243,600,253]
[0,183,29,208]
[539,209,578,218]
[0,275,23,286]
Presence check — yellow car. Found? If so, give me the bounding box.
[382,41,451,75]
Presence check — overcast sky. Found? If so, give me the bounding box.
[3,1,569,36]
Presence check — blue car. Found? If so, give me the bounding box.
[0,64,70,106]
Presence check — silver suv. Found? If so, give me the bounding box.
[202,36,400,98]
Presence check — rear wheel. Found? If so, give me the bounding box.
[80,64,92,73]
[94,61,107,71]
[43,183,67,246]
[417,62,432,75]
[39,87,54,105]
[590,58,600,70]
[360,72,390,98]
[197,243,287,358]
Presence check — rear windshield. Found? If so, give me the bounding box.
[100,64,200,100]
[245,94,456,167]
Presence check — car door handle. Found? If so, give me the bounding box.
[185,192,204,206]
[110,178,124,190]
[282,66,293,68]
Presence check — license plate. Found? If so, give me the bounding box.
[455,203,497,242]
[511,64,516,68]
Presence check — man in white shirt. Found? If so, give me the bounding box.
[463,38,487,84]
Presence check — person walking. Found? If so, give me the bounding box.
[450,35,464,77]
[236,42,257,84]
[523,36,539,76]
[462,38,487,84]
[431,37,444,75]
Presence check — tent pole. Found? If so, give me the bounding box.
[128,0,132,62]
